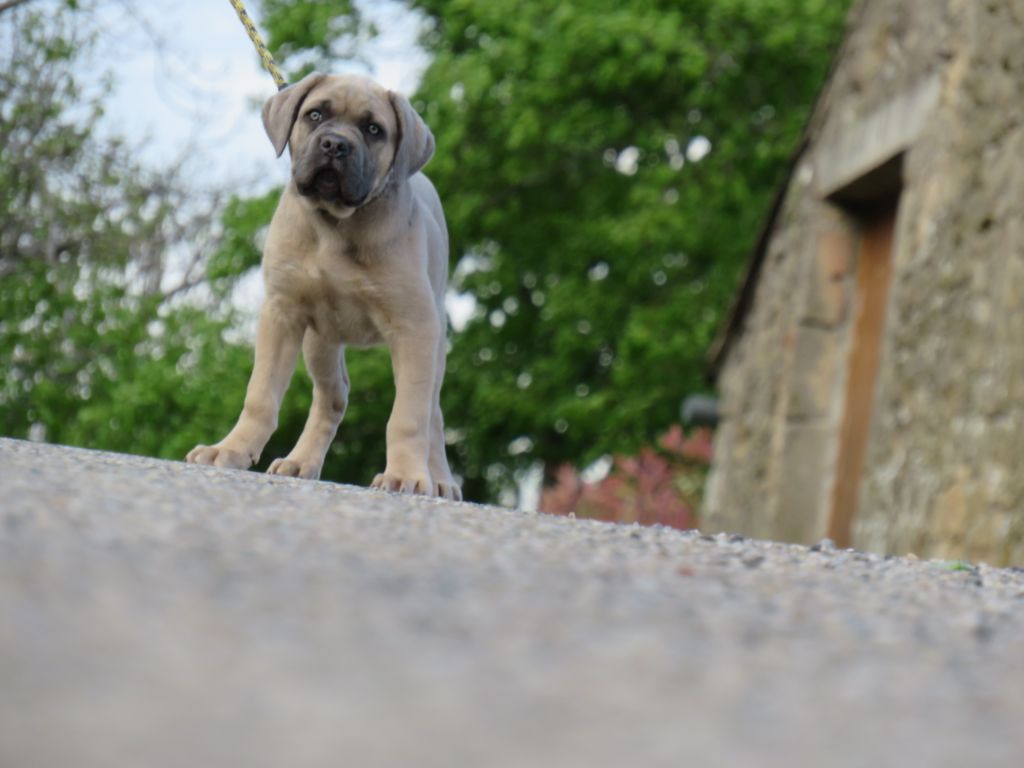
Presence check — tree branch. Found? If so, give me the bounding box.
[161,275,205,302]
[0,0,35,16]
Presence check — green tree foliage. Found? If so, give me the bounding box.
[417,0,850,500]
[254,0,850,500]
[260,0,362,76]
[0,4,257,462]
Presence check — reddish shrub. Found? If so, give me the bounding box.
[540,426,712,530]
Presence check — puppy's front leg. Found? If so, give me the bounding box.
[372,310,440,495]
[267,329,349,479]
[187,301,303,470]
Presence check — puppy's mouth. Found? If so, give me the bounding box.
[313,169,341,197]
[297,167,368,209]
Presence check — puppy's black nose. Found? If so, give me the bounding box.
[319,134,351,159]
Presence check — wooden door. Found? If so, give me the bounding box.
[827,201,899,547]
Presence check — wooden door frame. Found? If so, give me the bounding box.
[827,196,900,547]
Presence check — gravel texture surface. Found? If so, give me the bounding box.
[2,437,1023,767]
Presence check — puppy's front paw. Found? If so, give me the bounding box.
[371,472,434,496]
[185,444,253,470]
[267,457,322,480]
[436,481,462,501]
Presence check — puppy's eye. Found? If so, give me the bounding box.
[308,110,323,122]
[367,122,382,136]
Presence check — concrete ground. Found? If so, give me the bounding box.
[2,437,1023,767]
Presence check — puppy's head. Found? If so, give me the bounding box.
[262,72,435,219]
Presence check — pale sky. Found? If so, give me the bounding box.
[94,0,428,190]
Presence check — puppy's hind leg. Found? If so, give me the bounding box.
[267,328,349,480]
[428,335,461,501]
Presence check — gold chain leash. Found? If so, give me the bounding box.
[227,0,288,90]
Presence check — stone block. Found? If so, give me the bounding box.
[814,74,941,198]
[787,326,842,421]
[803,230,854,327]
[772,423,835,544]
[928,468,972,559]
[964,507,1011,565]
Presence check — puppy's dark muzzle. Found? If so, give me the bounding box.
[294,128,373,208]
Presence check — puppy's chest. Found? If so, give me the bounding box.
[269,248,385,346]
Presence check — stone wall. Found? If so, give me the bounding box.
[856,0,1024,564]
[705,0,1024,565]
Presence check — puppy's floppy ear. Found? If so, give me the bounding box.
[388,90,435,179]
[261,72,326,158]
